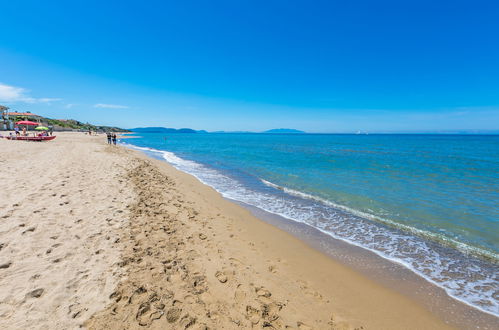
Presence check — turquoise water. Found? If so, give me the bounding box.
[123,133,499,316]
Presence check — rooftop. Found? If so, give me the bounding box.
[7,112,40,117]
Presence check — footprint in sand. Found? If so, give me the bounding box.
[21,227,36,234]
[136,301,163,326]
[234,285,247,303]
[246,305,261,325]
[297,321,313,329]
[215,271,228,283]
[256,287,272,298]
[30,274,41,281]
[178,314,197,328]
[68,303,87,319]
[166,307,182,323]
[229,257,244,267]
[26,288,44,298]
[0,261,12,269]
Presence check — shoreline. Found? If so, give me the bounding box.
[121,137,499,322]
[112,142,451,329]
[234,201,499,329]
[0,132,496,329]
[123,137,498,329]
[122,136,499,328]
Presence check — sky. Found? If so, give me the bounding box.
[0,0,498,132]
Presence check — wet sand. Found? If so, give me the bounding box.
[241,204,499,329]
[0,132,459,329]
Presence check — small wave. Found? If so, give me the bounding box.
[260,180,499,263]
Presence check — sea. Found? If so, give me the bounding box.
[122,133,499,317]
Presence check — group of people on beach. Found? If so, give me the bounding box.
[13,125,53,137]
[106,132,117,145]
[14,126,26,136]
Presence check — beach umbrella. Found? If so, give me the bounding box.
[15,120,39,126]
[15,120,39,135]
[35,126,49,130]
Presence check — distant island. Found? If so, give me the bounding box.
[262,128,306,134]
[131,127,306,134]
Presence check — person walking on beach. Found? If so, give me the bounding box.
[14,126,20,136]
[106,132,112,144]
[112,133,117,145]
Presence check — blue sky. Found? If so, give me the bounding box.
[0,0,498,132]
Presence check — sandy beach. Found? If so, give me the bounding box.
[0,132,456,329]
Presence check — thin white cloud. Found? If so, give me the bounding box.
[38,97,62,103]
[64,103,77,109]
[0,82,62,103]
[94,103,129,109]
[0,83,25,102]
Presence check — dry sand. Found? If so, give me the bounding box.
[0,132,453,329]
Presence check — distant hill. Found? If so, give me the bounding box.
[262,128,306,134]
[44,119,129,132]
[131,127,205,134]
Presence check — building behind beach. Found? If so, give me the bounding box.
[1,106,41,130]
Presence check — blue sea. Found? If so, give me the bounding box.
[123,133,499,316]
